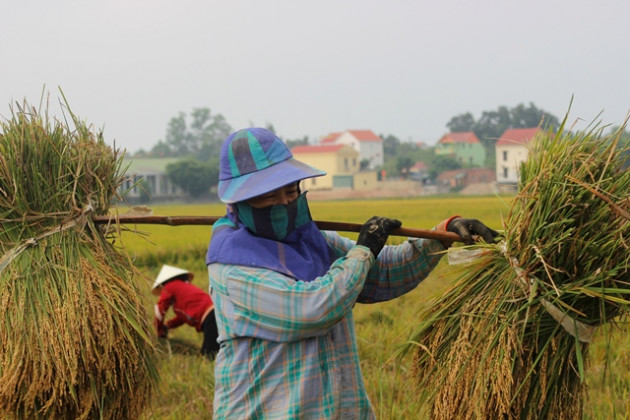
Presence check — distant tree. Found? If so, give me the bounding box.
[166,158,218,198]
[476,106,513,143]
[246,121,276,133]
[382,134,401,158]
[396,156,415,179]
[131,148,148,158]
[510,102,560,129]
[381,158,397,179]
[265,123,276,133]
[137,178,152,204]
[608,125,630,146]
[163,112,188,155]
[285,136,309,150]
[412,145,436,167]
[381,139,430,178]
[607,125,630,170]
[148,141,172,157]
[152,107,232,159]
[397,142,419,157]
[446,112,475,132]
[428,155,461,180]
[473,103,560,142]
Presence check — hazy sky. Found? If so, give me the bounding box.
[2,1,629,153]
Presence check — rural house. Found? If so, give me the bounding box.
[435,132,486,167]
[495,127,542,184]
[320,129,384,169]
[436,168,495,192]
[291,144,377,191]
[121,158,186,202]
[408,161,429,183]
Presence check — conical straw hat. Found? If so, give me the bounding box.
[151,265,194,295]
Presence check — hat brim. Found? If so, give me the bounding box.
[218,158,325,204]
[151,266,194,295]
[151,273,194,296]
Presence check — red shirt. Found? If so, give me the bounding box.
[154,280,213,332]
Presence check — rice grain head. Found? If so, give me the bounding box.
[0,97,159,419]
[403,116,630,420]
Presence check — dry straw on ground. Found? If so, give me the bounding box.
[0,98,158,419]
[402,116,630,419]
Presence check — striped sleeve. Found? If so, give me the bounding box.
[214,246,373,342]
[322,231,446,303]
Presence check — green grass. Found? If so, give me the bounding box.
[119,196,629,419]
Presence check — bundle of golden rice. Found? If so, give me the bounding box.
[0,100,158,419]
[404,117,630,419]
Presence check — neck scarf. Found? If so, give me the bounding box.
[206,193,335,282]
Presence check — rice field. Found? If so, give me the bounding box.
[118,196,629,419]
[5,102,626,419]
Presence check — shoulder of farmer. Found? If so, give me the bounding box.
[214,258,368,303]
[210,263,294,295]
[175,279,207,296]
[157,286,175,305]
[163,280,186,295]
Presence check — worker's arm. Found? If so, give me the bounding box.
[208,246,373,342]
[322,230,445,303]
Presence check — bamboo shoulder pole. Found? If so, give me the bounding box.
[92,215,462,242]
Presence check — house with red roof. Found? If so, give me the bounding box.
[319,129,384,169]
[495,127,542,184]
[320,132,343,145]
[291,144,377,190]
[435,132,486,167]
[408,161,429,182]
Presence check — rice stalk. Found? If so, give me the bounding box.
[402,114,630,419]
[0,97,158,419]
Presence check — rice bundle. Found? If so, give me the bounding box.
[0,101,158,419]
[405,117,630,419]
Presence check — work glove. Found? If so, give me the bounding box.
[447,217,499,245]
[155,318,168,338]
[158,325,168,339]
[356,216,402,257]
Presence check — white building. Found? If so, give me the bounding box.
[495,128,541,184]
[320,129,384,169]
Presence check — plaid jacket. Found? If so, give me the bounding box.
[208,231,445,419]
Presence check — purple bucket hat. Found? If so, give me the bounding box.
[217,128,326,204]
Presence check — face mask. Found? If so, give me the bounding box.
[235,192,312,241]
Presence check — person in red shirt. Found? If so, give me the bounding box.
[152,264,219,358]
